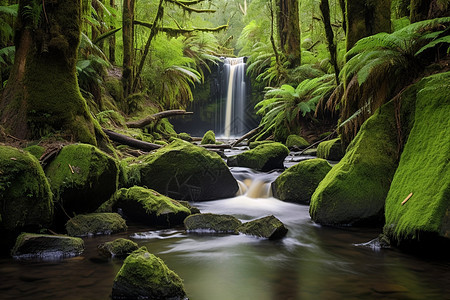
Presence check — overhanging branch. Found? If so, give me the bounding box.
[165,0,216,13]
[134,20,228,34]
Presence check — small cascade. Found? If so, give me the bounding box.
[232,167,279,199]
[221,57,248,137]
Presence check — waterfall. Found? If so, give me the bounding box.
[221,57,247,137]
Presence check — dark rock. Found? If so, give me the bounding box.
[11,233,84,259]
[98,238,138,258]
[178,200,201,214]
[112,247,186,300]
[227,142,289,171]
[184,213,242,233]
[237,215,288,239]
[65,213,127,237]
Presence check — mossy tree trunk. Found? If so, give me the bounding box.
[320,0,340,84]
[410,0,431,22]
[345,0,392,52]
[122,0,135,98]
[109,0,116,64]
[394,0,410,18]
[276,0,301,68]
[338,0,346,34]
[0,0,105,146]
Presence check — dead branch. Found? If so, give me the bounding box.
[103,128,162,151]
[231,126,263,147]
[126,110,193,128]
[198,144,232,149]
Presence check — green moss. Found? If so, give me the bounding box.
[384,72,450,244]
[112,247,186,300]
[249,140,275,149]
[285,134,310,149]
[45,143,119,215]
[127,139,238,201]
[316,138,345,161]
[273,158,332,204]
[0,146,53,232]
[201,130,216,145]
[177,132,192,142]
[184,213,242,233]
[228,142,289,171]
[65,213,127,237]
[310,101,399,225]
[24,145,45,160]
[101,186,191,226]
[98,238,138,258]
[237,215,288,240]
[96,110,127,128]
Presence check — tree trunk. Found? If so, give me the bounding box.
[0,0,104,146]
[345,0,392,52]
[320,0,340,85]
[410,0,431,22]
[109,0,116,64]
[394,0,411,18]
[122,0,135,97]
[338,0,346,34]
[276,0,301,68]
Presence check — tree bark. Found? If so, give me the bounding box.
[276,0,301,68]
[320,0,340,85]
[103,128,162,151]
[410,0,432,22]
[0,0,104,145]
[125,109,193,128]
[122,0,135,97]
[345,0,392,52]
[109,0,116,63]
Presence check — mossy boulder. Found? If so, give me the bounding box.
[273,158,332,204]
[316,138,345,161]
[0,146,53,234]
[184,213,242,233]
[127,139,238,201]
[227,142,289,171]
[383,72,450,247]
[237,215,288,239]
[24,145,45,160]
[285,134,310,149]
[65,213,127,237]
[249,140,274,149]
[310,101,398,226]
[45,143,119,218]
[201,130,216,144]
[11,233,84,259]
[98,238,139,258]
[177,132,192,142]
[112,247,186,300]
[100,186,191,227]
[178,201,201,214]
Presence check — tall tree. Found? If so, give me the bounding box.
[122,0,135,97]
[0,0,106,146]
[109,0,116,63]
[410,0,431,22]
[320,0,340,84]
[345,0,392,51]
[276,0,301,67]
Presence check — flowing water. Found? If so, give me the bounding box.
[0,167,449,299]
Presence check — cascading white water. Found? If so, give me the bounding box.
[223,57,247,137]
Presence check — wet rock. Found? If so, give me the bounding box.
[310,101,399,226]
[125,139,238,201]
[184,213,242,233]
[0,146,53,247]
[99,186,191,227]
[45,143,119,222]
[178,201,201,214]
[11,233,84,259]
[237,215,288,239]
[201,130,216,144]
[227,142,289,171]
[273,158,332,204]
[98,238,138,258]
[112,247,186,300]
[65,213,127,237]
[249,140,274,149]
[285,134,310,149]
[316,138,345,161]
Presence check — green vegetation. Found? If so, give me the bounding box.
[201,129,216,144]
[227,142,289,171]
[65,213,127,237]
[98,238,139,258]
[184,213,242,233]
[316,137,345,161]
[11,233,84,258]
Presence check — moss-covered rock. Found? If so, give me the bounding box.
[24,145,45,160]
[383,72,450,246]
[65,213,127,237]
[100,186,191,227]
[98,238,138,258]
[201,130,216,144]
[178,201,201,214]
[316,138,345,161]
[237,215,288,239]
[285,134,310,149]
[177,132,192,142]
[11,233,84,259]
[249,140,274,149]
[273,158,332,204]
[310,101,398,226]
[112,247,186,300]
[127,139,238,201]
[45,144,119,221]
[184,213,242,233]
[227,142,289,171]
[0,146,53,234]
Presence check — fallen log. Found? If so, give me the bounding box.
[231,126,263,147]
[126,110,193,128]
[103,128,162,151]
[198,144,232,149]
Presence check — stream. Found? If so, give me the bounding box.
[0,151,449,300]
